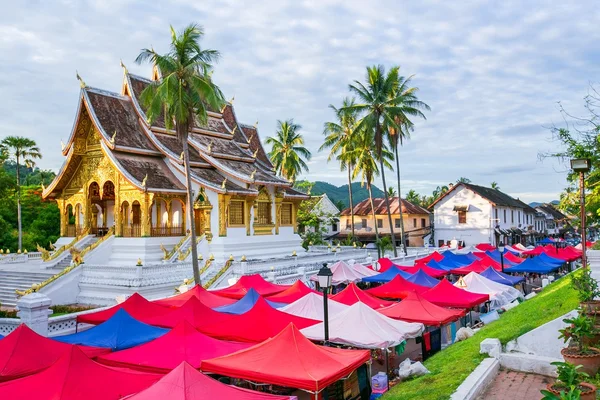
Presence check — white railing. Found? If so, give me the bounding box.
[27,252,43,260]
[0,318,20,336]
[0,254,28,264]
[80,262,191,287]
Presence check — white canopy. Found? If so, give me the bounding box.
[309,260,369,285]
[351,262,378,277]
[456,272,523,309]
[300,302,424,349]
[279,293,349,321]
[453,245,481,255]
[513,243,529,251]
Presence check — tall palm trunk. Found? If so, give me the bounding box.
[179,123,201,285]
[16,155,22,251]
[394,146,407,255]
[367,180,380,258]
[375,120,398,257]
[347,163,355,239]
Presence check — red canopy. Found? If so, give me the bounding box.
[504,252,524,264]
[210,274,290,299]
[125,362,294,400]
[379,292,466,326]
[143,297,232,330]
[201,323,370,392]
[0,324,110,382]
[472,253,502,269]
[153,285,236,308]
[77,293,170,325]
[398,264,448,279]
[0,346,160,399]
[365,275,429,300]
[475,243,496,251]
[199,297,319,342]
[422,279,490,309]
[374,258,394,272]
[414,251,444,264]
[522,246,544,256]
[266,280,320,304]
[97,321,250,373]
[331,283,395,309]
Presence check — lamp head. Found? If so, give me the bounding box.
[570,158,592,173]
[317,263,333,288]
[498,242,505,253]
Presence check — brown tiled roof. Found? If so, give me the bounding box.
[190,133,251,159]
[537,203,568,220]
[242,125,273,168]
[112,152,185,191]
[190,167,256,195]
[514,199,537,214]
[213,158,288,185]
[222,104,249,144]
[340,197,430,216]
[283,187,310,199]
[85,89,158,152]
[153,134,205,163]
[430,182,530,209]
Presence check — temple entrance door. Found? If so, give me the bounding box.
[194,209,206,237]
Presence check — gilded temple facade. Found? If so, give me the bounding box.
[43,66,308,258]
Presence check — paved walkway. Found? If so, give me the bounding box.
[477,369,551,399]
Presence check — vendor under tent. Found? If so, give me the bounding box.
[201,323,371,396]
[397,264,448,279]
[330,282,395,309]
[97,321,250,373]
[142,297,233,330]
[422,279,490,309]
[55,309,167,351]
[0,324,109,382]
[77,292,171,325]
[405,269,440,288]
[309,260,370,285]
[361,266,412,283]
[504,258,561,274]
[379,292,465,326]
[153,284,236,308]
[214,289,287,314]
[199,297,319,343]
[279,293,348,321]
[300,302,423,349]
[480,267,525,286]
[365,275,429,300]
[267,280,319,304]
[415,251,444,264]
[125,362,295,400]
[211,274,290,299]
[456,273,523,309]
[0,346,161,400]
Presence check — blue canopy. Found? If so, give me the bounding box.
[538,237,555,244]
[362,266,412,283]
[405,269,439,288]
[214,288,286,314]
[55,309,167,351]
[536,253,565,266]
[440,252,473,266]
[480,267,525,286]
[505,258,560,274]
[485,251,518,267]
[427,258,465,271]
[464,252,480,262]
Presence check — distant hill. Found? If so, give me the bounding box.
[529,200,560,208]
[295,181,385,209]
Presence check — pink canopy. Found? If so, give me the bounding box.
[365,275,429,300]
[309,260,369,285]
[267,280,320,303]
[210,274,290,299]
[422,279,490,309]
[398,264,448,278]
[153,285,236,308]
[331,282,395,309]
[380,292,466,326]
[143,297,233,330]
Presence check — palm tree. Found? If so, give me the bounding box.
[1,136,42,251]
[405,189,421,205]
[491,181,500,190]
[266,119,311,183]
[432,185,449,200]
[345,65,405,256]
[321,98,359,239]
[136,24,225,285]
[457,177,471,183]
[386,71,430,255]
[346,128,393,256]
[386,186,397,198]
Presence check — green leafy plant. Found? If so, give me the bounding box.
[571,268,600,303]
[376,236,393,254]
[560,312,596,353]
[553,361,589,389]
[540,387,582,400]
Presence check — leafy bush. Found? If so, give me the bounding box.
[571,268,600,303]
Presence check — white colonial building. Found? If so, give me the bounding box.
[535,204,569,236]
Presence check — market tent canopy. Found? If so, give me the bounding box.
[427,258,467,271]
[279,293,349,321]
[351,262,380,278]
[97,321,250,373]
[484,251,519,268]
[480,267,524,286]
[153,285,236,309]
[199,297,319,342]
[504,252,525,264]
[214,289,286,314]
[125,362,294,400]
[210,274,289,299]
[379,292,465,326]
[450,260,491,275]
[456,273,523,309]
[0,324,109,382]
[422,279,490,309]
[398,264,447,279]
[536,252,566,265]
[201,323,370,393]
[301,302,423,348]
[143,297,233,330]
[310,261,369,285]
[521,246,545,256]
[0,346,160,400]
[331,283,395,309]
[362,266,412,283]
[440,252,474,266]
[55,309,168,351]
[77,293,171,325]
[504,258,561,274]
[365,275,429,300]
[266,280,319,304]
[375,258,395,272]
[405,269,440,288]
[415,251,444,264]
[538,237,555,244]
[475,243,497,252]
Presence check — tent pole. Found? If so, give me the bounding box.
[75,323,78,333]
[385,348,390,391]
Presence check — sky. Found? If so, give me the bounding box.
[0,1,597,203]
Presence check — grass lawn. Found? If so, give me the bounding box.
[384,274,579,400]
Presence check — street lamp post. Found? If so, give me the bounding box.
[571,158,592,269]
[317,263,333,345]
[498,242,506,273]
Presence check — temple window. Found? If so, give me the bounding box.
[281,203,293,225]
[229,201,245,226]
[257,201,271,225]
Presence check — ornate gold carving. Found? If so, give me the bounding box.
[207,141,213,153]
[250,168,257,181]
[221,178,227,190]
[110,130,117,144]
[218,193,231,237]
[76,71,86,88]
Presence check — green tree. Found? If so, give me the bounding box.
[266,119,311,183]
[405,189,421,205]
[386,186,397,197]
[321,98,359,239]
[136,23,225,285]
[457,177,471,183]
[0,136,42,251]
[491,181,500,190]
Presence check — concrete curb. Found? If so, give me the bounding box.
[450,358,500,400]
